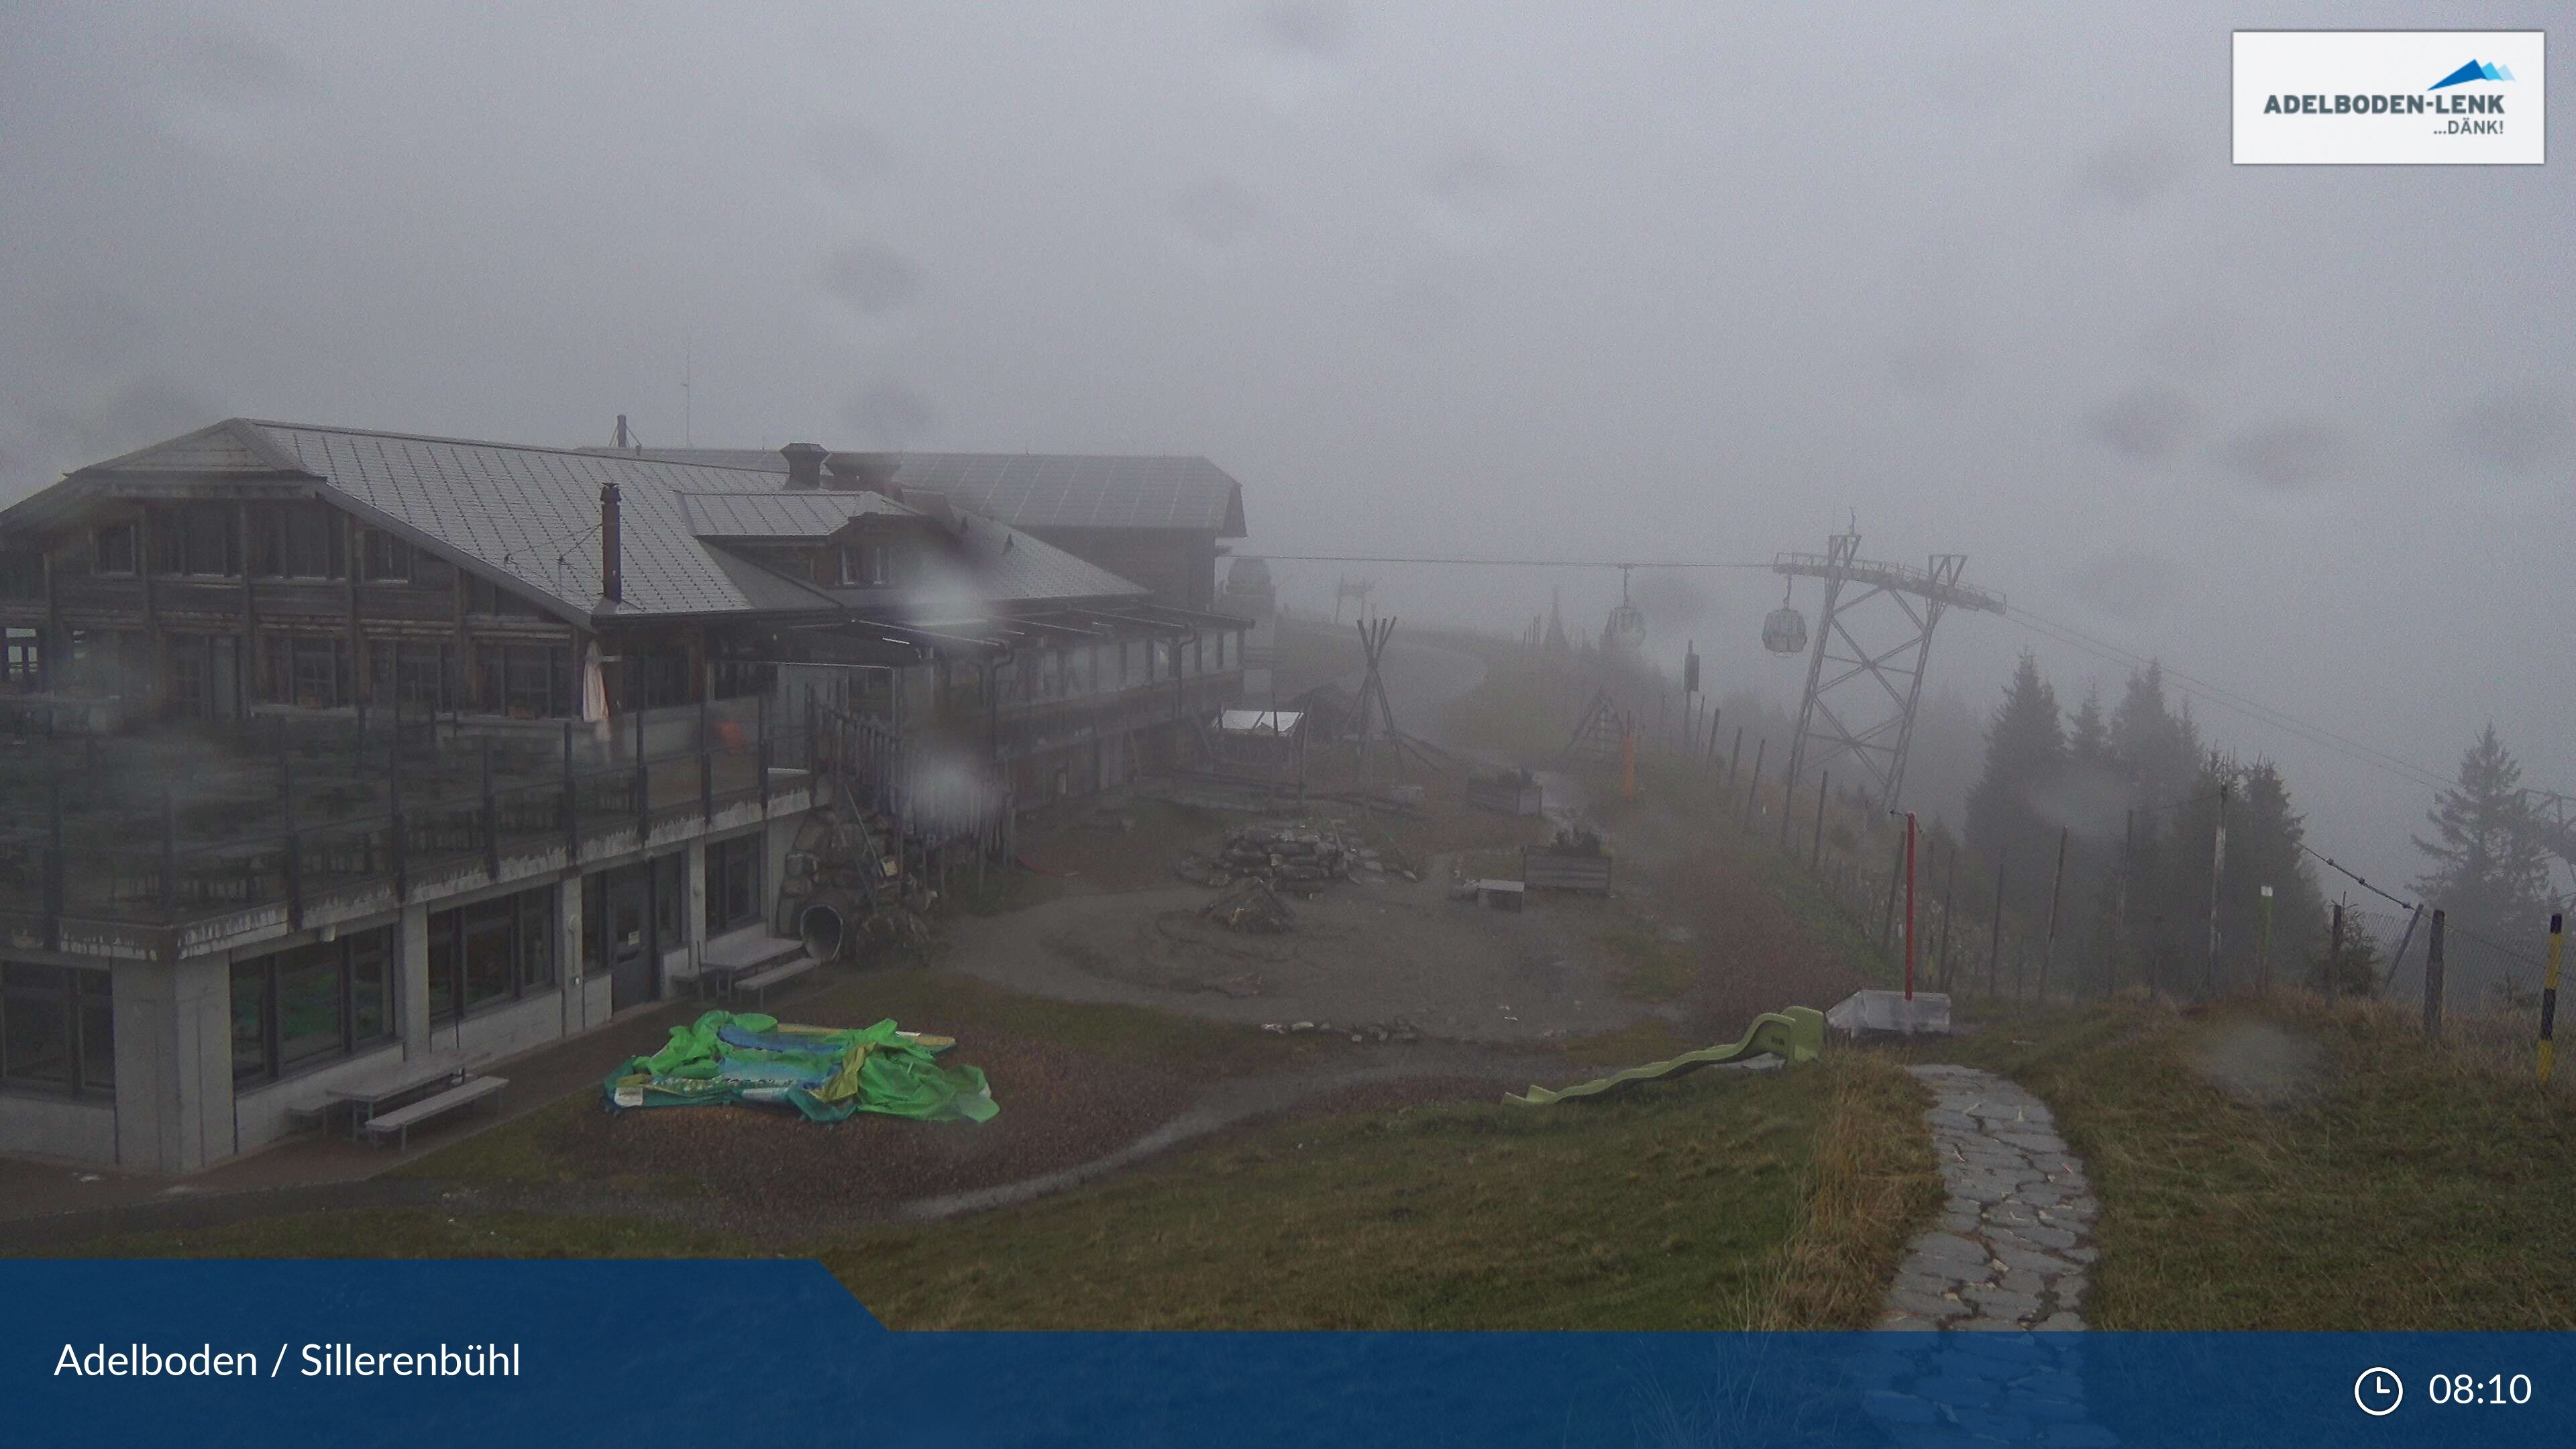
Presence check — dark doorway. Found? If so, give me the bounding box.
[605,867,657,1012]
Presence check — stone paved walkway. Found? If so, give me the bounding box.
[1849,1066,2117,1446]
[1880,1064,2098,1332]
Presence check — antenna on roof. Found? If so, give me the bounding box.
[682,335,694,447]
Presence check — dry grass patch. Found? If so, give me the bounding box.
[1749,1053,1944,1328]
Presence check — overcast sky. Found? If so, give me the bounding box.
[3,1,2568,892]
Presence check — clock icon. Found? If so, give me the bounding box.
[2355,1367,2404,1417]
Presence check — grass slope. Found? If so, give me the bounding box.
[824,1055,1931,1330]
[1917,995,2576,1330]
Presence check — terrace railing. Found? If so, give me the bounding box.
[0,696,810,953]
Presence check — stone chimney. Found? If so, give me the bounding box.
[824,450,903,501]
[780,442,828,490]
[599,480,623,603]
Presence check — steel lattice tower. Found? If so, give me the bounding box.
[1778,529,2004,814]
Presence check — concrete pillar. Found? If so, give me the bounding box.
[555,873,587,1037]
[113,954,234,1175]
[397,900,433,1057]
[763,815,799,936]
[684,837,710,957]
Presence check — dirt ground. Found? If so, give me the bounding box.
[943,869,1666,1044]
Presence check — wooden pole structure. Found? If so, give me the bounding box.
[2204,782,2229,999]
[2041,824,2069,1001]
[2540,912,2565,1087]
[1987,845,2009,999]
[1937,837,1959,992]
[1810,770,1829,873]
[1727,726,1742,790]
[2328,900,2345,998]
[2422,908,2447,1044]
[1902,812,1917,1002]
[1741,736,1764,829]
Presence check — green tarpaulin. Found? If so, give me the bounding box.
[603,1012,998,1123]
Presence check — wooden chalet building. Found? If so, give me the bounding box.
[0,421,1247,1173]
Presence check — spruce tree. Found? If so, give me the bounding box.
[1966,651,2066,912]
[2414,724,2553,940]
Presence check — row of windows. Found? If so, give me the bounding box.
[62,510,540,614]
[231,928,395,1085]
[994,631,1238,706]
[1,964,113,1099]
[426,886,557,1025]
[23,849,769,1099]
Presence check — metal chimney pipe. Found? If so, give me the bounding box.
[600,480,623,603]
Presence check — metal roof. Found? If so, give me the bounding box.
[34,419,1160,625]
[600,447,1248,537]
[237,422,845,621]
[678,490,907,538]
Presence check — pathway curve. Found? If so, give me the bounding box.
[1880,1064,2098,1332]
[1849,1066,2117,1446]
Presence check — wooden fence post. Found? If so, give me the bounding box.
[1810,770,1829,873]
[2422,908,2446,1044]
[1987,845,2008,999]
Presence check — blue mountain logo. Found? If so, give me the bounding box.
[2430,60,2514,91]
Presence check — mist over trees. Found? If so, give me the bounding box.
[1962,651,2328,992]
[2414,725,2557,941]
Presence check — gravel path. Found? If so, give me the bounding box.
[1880,1065,2098,1332]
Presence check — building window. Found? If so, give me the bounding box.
[153,503,239,577]
[479,643,572,718]
[837,543,891,588]
[228,927,392,1086]
[370,641,458,714]
[270,634,352,709]
[250,504,345,580]
[360,531,412,583]
[2,963,112,1098]
[619,654,690,712]
[1,550,44,600]
[427,887,555,1025]
[5,628,44,691]
[94,523,138,576]
[704,835,763,935]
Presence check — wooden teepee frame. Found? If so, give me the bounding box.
[1351,616,1444,784]
[1562,688,1629,767]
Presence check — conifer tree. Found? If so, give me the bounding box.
[2414,724,2553,940]
[1966,651,2066,912]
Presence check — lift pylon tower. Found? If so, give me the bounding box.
[1776,529,2004,814]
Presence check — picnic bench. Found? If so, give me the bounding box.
[733,956,815,1009]
[694,927,816,1008]
[325,1051,484,1140]
[362,1075,508,1150]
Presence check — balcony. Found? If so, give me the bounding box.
[0,699,812,962]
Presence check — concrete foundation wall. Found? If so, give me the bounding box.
[0,1093,116,1164]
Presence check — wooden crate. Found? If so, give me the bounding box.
[1465,776,1544,816]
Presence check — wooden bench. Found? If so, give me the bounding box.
[362,1075,508,1150]
[733,956,816,1010]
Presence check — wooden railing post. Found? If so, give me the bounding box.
[160,783,177,916]
[44,777,64,951]
[633,708,650,842]
[482,735,500,881]
[757,692,771,813]
[561,720,580,861]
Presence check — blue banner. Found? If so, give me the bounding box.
[4,1261,2565,1446]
